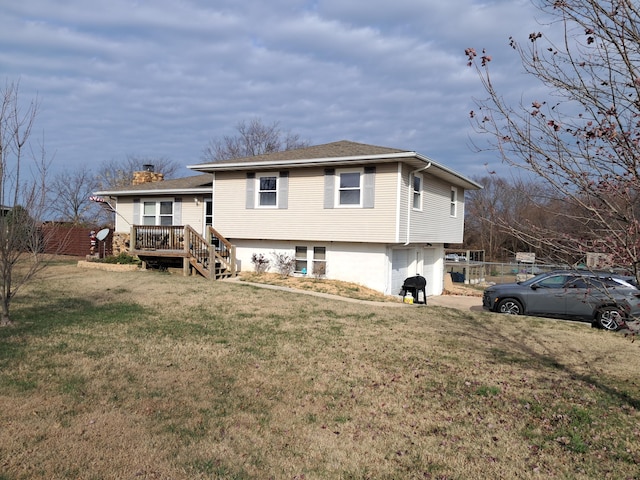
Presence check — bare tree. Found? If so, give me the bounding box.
[50,165,100,224]
[0,81,51,326]
[465,176,558,261]
[202,118,310,162]
[95,154,181,190]
[465,176,520,261]
[466,0,640,280]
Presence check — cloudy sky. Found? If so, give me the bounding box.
[2,0,546,179]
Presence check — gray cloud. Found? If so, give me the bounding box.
[1,0,546,178]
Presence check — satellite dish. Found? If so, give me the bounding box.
[96,228,110,241]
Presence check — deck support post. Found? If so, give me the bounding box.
[230,245,237,276]
[183,235,190,276]
[183,257,190,276]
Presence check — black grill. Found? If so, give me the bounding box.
[400,275,427,304]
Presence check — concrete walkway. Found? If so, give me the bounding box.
[232,279,640,335]
[228,277,484,311]
[230,280,640,334]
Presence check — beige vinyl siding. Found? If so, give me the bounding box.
[114,198,134,233]
[214,164,399,243]
[113,196,208,234]
[180,196,205,234]
[411,176,465,243]
[396,164,410,243]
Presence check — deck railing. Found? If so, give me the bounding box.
[132,225,184,250]
[130,224,236,279]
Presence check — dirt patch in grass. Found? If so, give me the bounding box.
[240,271,485,300]
[1,264,639,479]
[239,271,404,302]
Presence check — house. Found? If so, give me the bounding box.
[94,140,482,296]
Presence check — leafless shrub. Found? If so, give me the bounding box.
[312,261,326,280]
[271,251,295,278]
[250,253,270,274]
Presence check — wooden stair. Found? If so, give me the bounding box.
[130,224,236,280]
[184,225,237,280]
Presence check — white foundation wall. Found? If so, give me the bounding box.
[233,240,391,294]
[232,240,445,297]
[324,244,390,293]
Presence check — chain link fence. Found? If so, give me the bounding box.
[445,261,565,286]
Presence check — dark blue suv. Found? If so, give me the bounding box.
[482,270,640,330]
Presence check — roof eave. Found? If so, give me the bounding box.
[415,153,483,190]
[94,187,212,197]
[187,151,481,190]
[187,152,416,172]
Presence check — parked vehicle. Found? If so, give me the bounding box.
[482,270,640,330]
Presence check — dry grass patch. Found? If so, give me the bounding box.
[0,264,639,479]
[239,271,402,302]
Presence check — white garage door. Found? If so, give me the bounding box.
[391,249,410,295]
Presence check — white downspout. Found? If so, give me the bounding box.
[404,163,432,246]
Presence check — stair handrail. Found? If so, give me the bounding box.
[208,226,236,276]
[184,225,213,278]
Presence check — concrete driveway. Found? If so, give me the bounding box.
[427,295,484,312]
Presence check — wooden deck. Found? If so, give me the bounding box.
[129,225,236,280]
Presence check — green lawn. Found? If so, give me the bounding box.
[1,263,639,479]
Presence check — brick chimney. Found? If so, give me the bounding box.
[132,164,164,185]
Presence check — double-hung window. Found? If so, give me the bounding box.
[325,167,375,209]
[337,170,362,207]
[295,246,327,276]
[413,174,423,210]
[143,200,173,225]
[450,187,458,217]
[295,246,308,273]
[313,247,326,276]
[258,174,278,207]
[246,171,289,209]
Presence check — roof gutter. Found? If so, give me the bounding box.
[93,187,213,196]
[416,153,483,190]
[187,152,416,171]
[405,162,432,246]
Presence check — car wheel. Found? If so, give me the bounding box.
[497,298,523,315]
[595,306,623,331]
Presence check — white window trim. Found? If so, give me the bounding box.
[335,168,363,208]
[294,246,327,276]
[142,198,174,226]
[295,245,308,274]
[450,187,458,217]
[256,172,278,208]
[312,246,327,276]
[412,173,423,211]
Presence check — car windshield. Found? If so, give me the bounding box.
[518,272,555,287]
[517,272,635,290]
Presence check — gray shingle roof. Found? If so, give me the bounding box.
[95,174,212,194]
[190,140,408,167]
[95,140,482,195]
